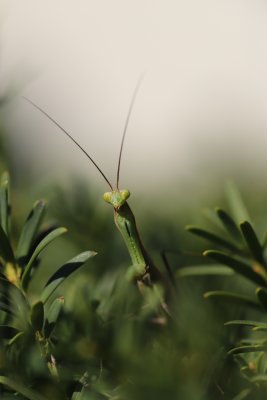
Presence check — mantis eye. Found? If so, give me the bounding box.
[120,189,130,201]
[103,192,112,203]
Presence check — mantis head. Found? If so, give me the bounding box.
[103,189,130,209]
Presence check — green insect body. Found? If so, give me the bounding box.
[115,202,147,275]
[103,190,149,280]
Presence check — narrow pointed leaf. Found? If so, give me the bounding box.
[256,287,267,311]
[21,227,67,290]
[225,181,251,223]
[30,301,44,332]
[41,251,97,303]
[251,375,267,383]
[0,376,48,400]
[29,224,62,254]
[8,331,24,346]
[204,291,259,309]
[215,208,242,242]
[240,221,264,264]
[16,200,46,261]
[228,345,267,355]
[177,264,234,277]
[44,296,64,338]
[0,325,20,339]
[204,250,267,286]
[252,326,267,332]
[186,225,239,252]
[0,171,10,235]
[225,320,267,328]
[0,224,14,263]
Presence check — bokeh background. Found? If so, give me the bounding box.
[1,1,267,206]
[1,3,267,399]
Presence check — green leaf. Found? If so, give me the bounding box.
[186,225,239,252]
[204,291,259,309]
[203,250,267,286]
[16,200,46,261]
[30,301,44,332]
[0,224,15,263]
[256,287,267,311]
[250,375,267,383]
[240,221,264,264]
[44,296,64,338]
[31,224,62,250]
[41,251,97,303]
[228,345,267,355]
[252,326,267,332]
[225,181,251,223]
[215,207,243,242]
[225,320,267,329]
[0,375,48,400]
[8,331,24,346]
[0,172,10,236]
[21,227,67,290]
[0,325,20,339]
[177,264,234,277]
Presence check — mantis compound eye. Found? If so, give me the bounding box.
[120,189,130,201]
[103,192,112,204]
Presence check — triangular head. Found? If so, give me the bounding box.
[103,189,130,210]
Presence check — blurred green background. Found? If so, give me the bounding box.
[1,2,267,398]
[1,91,267,399]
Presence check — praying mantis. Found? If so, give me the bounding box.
[24,80,174,300]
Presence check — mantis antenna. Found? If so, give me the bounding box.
[23,97,114,190]
[116,74,145,189]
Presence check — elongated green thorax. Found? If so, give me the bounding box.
[114,202,147,272]
[103,190,159,282]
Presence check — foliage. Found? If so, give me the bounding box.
[0,169,215,400]
[182,182,267,399]
[0,172,96,399]
[2,165,267,399]
[0,102,267,397]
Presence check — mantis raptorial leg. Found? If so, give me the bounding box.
[23,80,173,304]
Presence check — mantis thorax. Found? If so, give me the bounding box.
[103,189,130,209]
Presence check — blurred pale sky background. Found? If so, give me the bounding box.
[1,1,267,203]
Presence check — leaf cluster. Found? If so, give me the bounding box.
[0,172,96,399]
[182,182,267,399]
